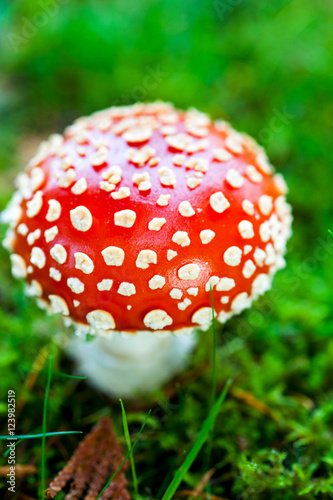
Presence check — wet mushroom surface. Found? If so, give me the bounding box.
[4,102,292,336]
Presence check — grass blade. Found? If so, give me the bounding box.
[203,286,218,478]
[210,285,217,407]
[48,371,87,379]
[156,468,176,500]
[41,355,53,500]
[1,431,82,441]
[97,409,151,499]
[120,398,138,495]
[3,439,23,457]
[2,431,82,456]
[160,379,232,500]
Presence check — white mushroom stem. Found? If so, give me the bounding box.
[68,330,197,398]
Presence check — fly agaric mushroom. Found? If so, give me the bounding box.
[2,102,292,397]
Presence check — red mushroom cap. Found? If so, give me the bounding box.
[4,102,292,334]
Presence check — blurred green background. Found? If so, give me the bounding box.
[0,0,333,498]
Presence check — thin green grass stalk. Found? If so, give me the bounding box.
[160,379,232,500]
[155,468,175,500]
[2,432,82,456]
[47,371,87,379]
[120,398,138,495]
[175,382,185,410]
[203,287,217,476]
[3,439,23,457]
[97,409,151,499]
[209,285,217,406]
[41,355,53,500]
[0,431,83,441]
[206,480,212,500]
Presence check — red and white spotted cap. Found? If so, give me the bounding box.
[3,102,292,335]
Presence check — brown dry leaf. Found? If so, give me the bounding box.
[193,468,216,496]
[17,345,49,417]
[174,469,229,500]
[230,386,280,421]
[46,416,130,500]
[0,464,37,478]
